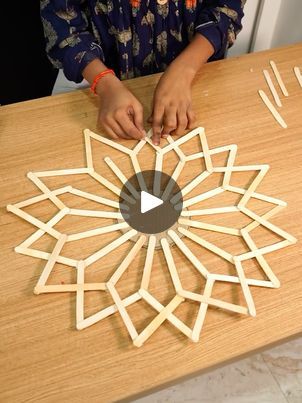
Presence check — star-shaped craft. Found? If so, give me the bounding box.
[7,127,297,347]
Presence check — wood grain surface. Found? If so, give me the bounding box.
[0,44,302,402]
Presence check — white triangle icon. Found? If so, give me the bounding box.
[140,191,163,214]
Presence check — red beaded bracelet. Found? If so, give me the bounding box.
[90,69,115,94]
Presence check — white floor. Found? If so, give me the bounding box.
[133,338,302,403]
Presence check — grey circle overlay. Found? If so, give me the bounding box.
[119,170,183,234]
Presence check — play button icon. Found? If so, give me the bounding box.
[140,191,163,214]
[119,170,183,234]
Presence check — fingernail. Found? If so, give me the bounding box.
[162,134,168,138]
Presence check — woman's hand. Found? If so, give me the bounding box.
[150,65,196,145]
[96,75,146,140]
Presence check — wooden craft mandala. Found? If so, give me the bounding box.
[7,127,297,347]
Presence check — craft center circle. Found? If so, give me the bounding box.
[119,170,183,234]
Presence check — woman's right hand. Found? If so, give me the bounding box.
[96,74,146,140]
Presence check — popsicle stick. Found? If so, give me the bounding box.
[133,295,184,347]
[15,246,77,267]
[84,129,93,169]
[35,283,106,293]
[153,152,163,196]
[225,185,287,207]
[199,131,213,172]
[141,235,157,290]
[214,164,268,173]
[7,204,61,239]
[77,292,141,329]
[233,258,256,316]
[181,206,239,217]
[222,145,237,187]
[270,60,289,96]
[76,261,85,325]
[139,289,192,338]
[14,186,71,209]
[258,90,287,129]
[170,171,210,205]
[107,282,138,340]
[161,238,182,292]
[104,157,140,198]
[69,208,123,219]
[145,136,162,152]
[179,218,240,236]
[241,230,280,288]
[239,206,297,244]
[180,187,224,209]
[243,205,284,233]
[177,227,233,263]
[85,229,137,267]
[132,138,147,155]
[237,240,290,262]
[34,234,68,294]
[294,66,302,87]
[110,235,146,285]
[67,222,129,242]
[185,144,236,162]
[68,187,120,209]
[168,230,209,277]
[84,128,133,155]
[263,69,282,107]
[238,165,269,208]
[130,154,148,192]
[27,172,66,209]
[166,135,186,161]
[161,127,203,155]
[191,278,214,342]
[34,168,92,177]
[211,273,275,288]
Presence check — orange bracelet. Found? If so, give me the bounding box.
[90,69,115,94]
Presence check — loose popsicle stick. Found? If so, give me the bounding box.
[107,281,138,340]
[161,127,203,155]
[225,185,287,207]
[233,257,256,316]
[84,129,93,169]
[68,187,120,209]
[33,168,92,177]
[178,218,240,236]
[104,157,140,199]
[84,128,133,156]
[166,135,186,161]
[140,235,157,290]
[77,292,141,329]
[294,66,302,87]
[14,186,71,209]
[211,273,276,288]
[85,229,137,267]
[76,261,85,325]
[258,90,287,129]
[170,171,210,205]
[178,227,233,263]
[153,152,163,196]
[243,205,284,233]
[238,165,269,208]
[270,60,289,96]
[17,208,68,249]
[35,283,107,293]
[7,204,61,239]
[130,154,148,192]
[222,144,237,188]
[69,208,123,219]
[191,278,214,342]
[168,230,209,277]
[161,160,186,201]
[199,131,213,172]
[139,289,192,338]
[239,206,297,244]
[180,187,224,209]
[67,221,130,242]
[34,234,68,294]
[241,230,280,288]
[27,172,66,210]
[180,206,239,217]
[161,238,182,292]
[110,235,146,285]
[15,246,78,267]
[263,69,282,107]
[133,295,184,347]
[178,288,249,315]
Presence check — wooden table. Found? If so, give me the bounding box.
[1,44,302,402]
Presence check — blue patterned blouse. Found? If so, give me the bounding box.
[40,0,245,83]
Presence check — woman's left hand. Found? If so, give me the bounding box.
[150,65,196,145]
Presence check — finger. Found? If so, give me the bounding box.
[131,103,146,138]
[147,115,153,124]
[187,107,196,130]
[174,108,188,136]
[116,110,146,140]
[162,106,177,136]
[152,104,165,146]
[105,117,133,140]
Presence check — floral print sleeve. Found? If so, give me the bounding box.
[40,0,245,83]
